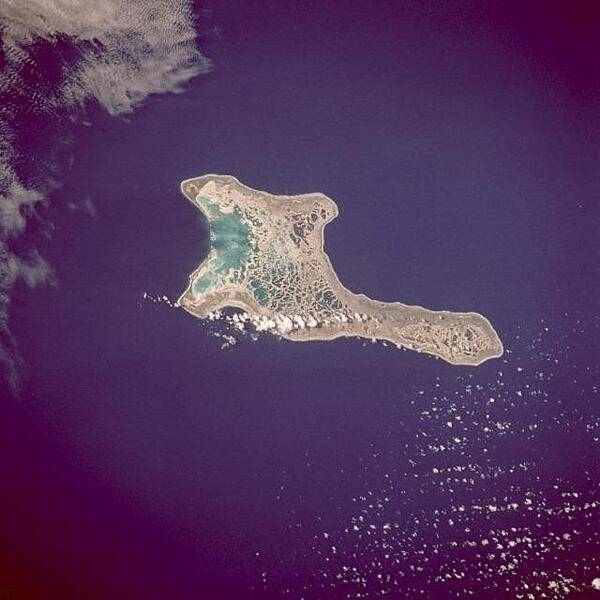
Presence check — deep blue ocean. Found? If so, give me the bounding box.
[2,2,599,599]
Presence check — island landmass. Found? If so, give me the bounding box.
[178,174,504,366]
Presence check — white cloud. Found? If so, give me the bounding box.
[0,0,211,392]
[2,0,212,115]
[0,180,44,237]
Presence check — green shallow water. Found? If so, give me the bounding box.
[192,196,253,294]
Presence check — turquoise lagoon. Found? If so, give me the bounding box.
[192,196,253,294]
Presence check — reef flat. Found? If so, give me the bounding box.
[178,175,503,366]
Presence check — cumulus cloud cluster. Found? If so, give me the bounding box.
[1,0,212,115]
[0,0,211,391]
[213,309,371,336]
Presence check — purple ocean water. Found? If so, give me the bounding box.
[1,2,599,599]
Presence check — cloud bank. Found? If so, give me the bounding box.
[0,0,212,392]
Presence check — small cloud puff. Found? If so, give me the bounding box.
[0,181,44,237]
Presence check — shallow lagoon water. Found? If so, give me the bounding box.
[192,195,252,293]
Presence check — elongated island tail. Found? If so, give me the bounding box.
[178,174,504,366]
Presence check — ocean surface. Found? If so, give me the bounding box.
[1,2,599,599]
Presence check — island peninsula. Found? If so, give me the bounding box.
[178,175,504,366]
